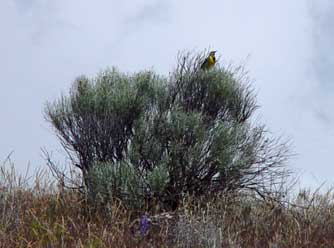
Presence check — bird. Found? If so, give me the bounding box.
[200,51,217,70]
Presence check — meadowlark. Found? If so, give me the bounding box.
[200,51,217,70]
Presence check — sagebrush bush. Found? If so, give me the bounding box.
[46,51,290,209]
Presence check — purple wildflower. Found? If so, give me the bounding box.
[140,214,150,237]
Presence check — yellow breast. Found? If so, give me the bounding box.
[208,56,216,67]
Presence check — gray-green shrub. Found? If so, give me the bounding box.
[46,52,289,209]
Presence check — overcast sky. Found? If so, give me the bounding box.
[1,0,333,189]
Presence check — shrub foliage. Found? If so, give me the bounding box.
[45,52,289,209]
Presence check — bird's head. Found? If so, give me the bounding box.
[209,51,217,56]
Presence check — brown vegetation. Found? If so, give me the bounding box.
[0,162,334,248]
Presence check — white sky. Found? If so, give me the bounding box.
[1,0,333,189]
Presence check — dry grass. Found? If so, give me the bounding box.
[1,161,334,248]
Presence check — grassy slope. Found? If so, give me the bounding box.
[1,163,334,248]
